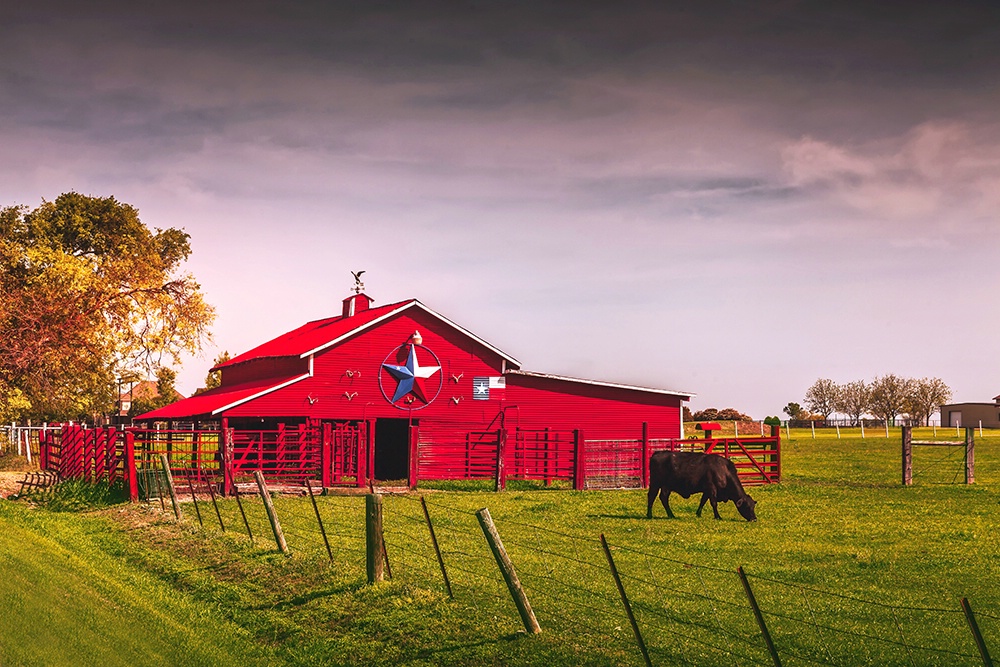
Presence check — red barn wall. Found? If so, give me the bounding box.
[505,375,682,440]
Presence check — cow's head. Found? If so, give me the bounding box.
[735,495,757,522]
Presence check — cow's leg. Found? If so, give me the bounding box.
[696,493,710,517]
[659,489,674,518]
[646,484,659,518]
[710,491,722,520]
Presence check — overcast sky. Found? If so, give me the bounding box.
[2,1,999,418]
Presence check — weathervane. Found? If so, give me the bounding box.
[351,270,365,294]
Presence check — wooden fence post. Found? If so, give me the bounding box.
[476,507,541,634]
[159,453,181,521]
[961,597,994,667]
[366,493,385,584]
[600,534,652,667]
[738,566,782,667]
[902,426,913,486]
[965,427,975,485]
[421,496,453,599]
[573,429,585,491]
[254,470,289,554]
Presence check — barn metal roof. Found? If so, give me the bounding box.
[135,373,309,420]
[214,298,521,371]
[505,370,694,399]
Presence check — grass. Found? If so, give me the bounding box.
[1,432,999,665]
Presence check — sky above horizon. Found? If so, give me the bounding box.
[2,1,999,419]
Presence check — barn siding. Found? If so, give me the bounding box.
[504,375,682,440]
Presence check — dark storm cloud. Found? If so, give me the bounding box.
[7,2,1000,88]
[124,2,1000,88]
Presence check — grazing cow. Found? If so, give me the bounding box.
[646,451,757,521]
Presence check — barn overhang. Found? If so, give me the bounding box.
[135,372,310,420]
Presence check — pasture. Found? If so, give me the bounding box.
[1,428,999,666]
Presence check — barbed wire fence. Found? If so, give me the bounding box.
[144,483,998,667]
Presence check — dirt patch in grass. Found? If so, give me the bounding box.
[0,471,30,497]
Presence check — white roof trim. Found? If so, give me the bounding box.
[211,373,311,415]
[505,370,695,399]
[299,300,522,367]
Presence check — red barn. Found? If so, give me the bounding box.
[136,292,709,490]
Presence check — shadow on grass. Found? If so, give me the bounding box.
[266,581,367,610]
[410,632,532,661]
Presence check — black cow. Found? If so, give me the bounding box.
[646,451,757,521]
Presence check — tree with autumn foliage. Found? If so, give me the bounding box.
[193,351,231,395]
[0,193,214,421]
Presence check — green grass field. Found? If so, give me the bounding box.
[1,430,999,666]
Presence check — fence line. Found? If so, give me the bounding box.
[55,482,1000,666]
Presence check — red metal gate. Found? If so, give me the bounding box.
[40,425,125,483]
[322,422,367,487]
[511,428,576,484]
[417,426,500,481]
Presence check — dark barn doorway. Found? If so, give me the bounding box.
[374,418,411,481]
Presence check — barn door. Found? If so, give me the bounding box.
[323,422,366,487]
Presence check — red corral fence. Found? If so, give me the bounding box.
[40,425,138,499]
[40,423,780,498]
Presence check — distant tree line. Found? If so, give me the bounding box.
[685,407,754,422]
[784,376,951,426]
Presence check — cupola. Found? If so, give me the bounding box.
[342,293,374,318]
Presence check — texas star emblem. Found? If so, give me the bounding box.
[379,343,443,409]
